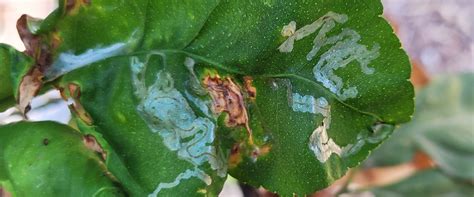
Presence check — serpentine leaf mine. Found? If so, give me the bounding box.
[291,93,342,162]
[46,43,127,80]
[279,12,380,100]
[130,53,227,196]
[291,92,392,162]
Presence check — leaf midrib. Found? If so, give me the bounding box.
[58,48,384,122]
[166,49,383,121]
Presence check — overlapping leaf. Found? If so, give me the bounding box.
[0,121,125,196]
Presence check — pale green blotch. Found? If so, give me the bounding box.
[116,112,127,123]
[130,53,227,197]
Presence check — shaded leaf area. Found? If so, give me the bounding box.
[0,44,33,102]
[5,0,413,196]
[0,97,15,113]
[0,121,125,197]
[366,74,474,195]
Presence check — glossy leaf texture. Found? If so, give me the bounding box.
[3,0,414,196]
[0,121,125,197]
[368,74,474,195]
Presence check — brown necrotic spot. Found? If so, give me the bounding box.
[229,142,272,167]
[243,76,257,99]
[0,188,12,197]
[66,83,93,124]
[16,15,43,115]
[18,67,43,115]
[251,145,271,159]
[17,15,40,57]
[66,0,91,13]
[228,143,243,168]
[16,14,53,70]
[203,75,253,144]
[16,15,56,116]
[68,83,80,98]
[83,134,107,160]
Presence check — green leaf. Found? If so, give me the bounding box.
[4,0,414,196]
[0,121,125,197]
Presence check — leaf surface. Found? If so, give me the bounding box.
[3,0,414,195]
